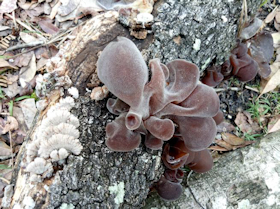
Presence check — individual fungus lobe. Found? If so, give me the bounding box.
[144,132,163,150]
[105,113,142,152]
[172,116,217,152]
[201,65,224,87]
[155,169,184,201]
[213,109,224,125]
[229,42,259,82]
[97,36,150,131]
[248,32,273,79]
[162,137,195,170]
[162,137,213,173]
[186,149,213,173]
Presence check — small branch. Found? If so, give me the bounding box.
[215,87,241,92]
[9,130,14,169]
[5,41,45,52]
[245,85,259,93]
[186,171,205,209]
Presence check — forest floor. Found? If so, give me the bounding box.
[0,0,280,205]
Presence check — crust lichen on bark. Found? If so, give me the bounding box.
[146,0,262,70]
[144,131,280,209]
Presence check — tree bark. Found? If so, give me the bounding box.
[4,0,264,208]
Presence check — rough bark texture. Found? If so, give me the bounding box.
[144,131,280,209]
[5,0,265,208]
[145,0,262,69]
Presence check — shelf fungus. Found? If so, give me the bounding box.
[25,96,82,182]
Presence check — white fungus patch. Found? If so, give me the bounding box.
[25,96,82,182]
[68,87,79,99]
[23,196,36,209]
[108,182,125,205]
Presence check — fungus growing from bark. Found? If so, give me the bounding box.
[97,37,220,152]
[25,96,82,182]
[97,37,220,200]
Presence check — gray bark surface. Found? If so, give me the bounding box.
[6,0,265,208]
[146,0,262,69]
[144,131,280,209]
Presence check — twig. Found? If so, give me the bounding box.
[186,171,205,209]
[12,11,17,29]
[8,130,14,169]
[215,87,241,92]
[0,177,10,184]
[6,41,45,52]
[245,85,259,93]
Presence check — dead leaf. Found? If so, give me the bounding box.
[50,1,61,19]
[265,6,278,23]
[19,53,36,87]
[234,111,261,134]
[214,139,233,150]
[208,145,228,152]
[267,115,280,133]
[2,82,21,98]
[221,133,245,146]
[19,99,37,129]
[38,19,59,34]
[217,121,236,133]
[2,116,19,134]
[14,51,34,67]
[58,0,80,17]
[271,32,280,45]
[20,32,41,44]
[234,141,255,149]
[260,70,280,95]
[0,59,18,69]
[0,141,12,156]
[0,0,17,18]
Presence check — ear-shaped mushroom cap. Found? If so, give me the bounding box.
[144,133,163,150]
[105,113,141,152]
[147,59,199,115]
[187,149,213,173]
[162,137,195,170]
[156,84,220,118]
[156,169,183,201]
[213,109,224,125]
[173,116,216,151]
[230,43,258,82]
[201,66,224,87]
[144,116,174,141]
[97,37,148,107]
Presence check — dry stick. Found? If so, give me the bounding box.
[186,171,206,209]
[8,130,14,169]
[0,177,10,184]
[245,85,259,93]
[12,11,17,29]
[215,87,241,92]
[6,41,45,52]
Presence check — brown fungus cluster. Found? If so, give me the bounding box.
[201,32,274,87]
[97,37,222,200]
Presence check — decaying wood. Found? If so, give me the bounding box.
[5,0,266,208]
